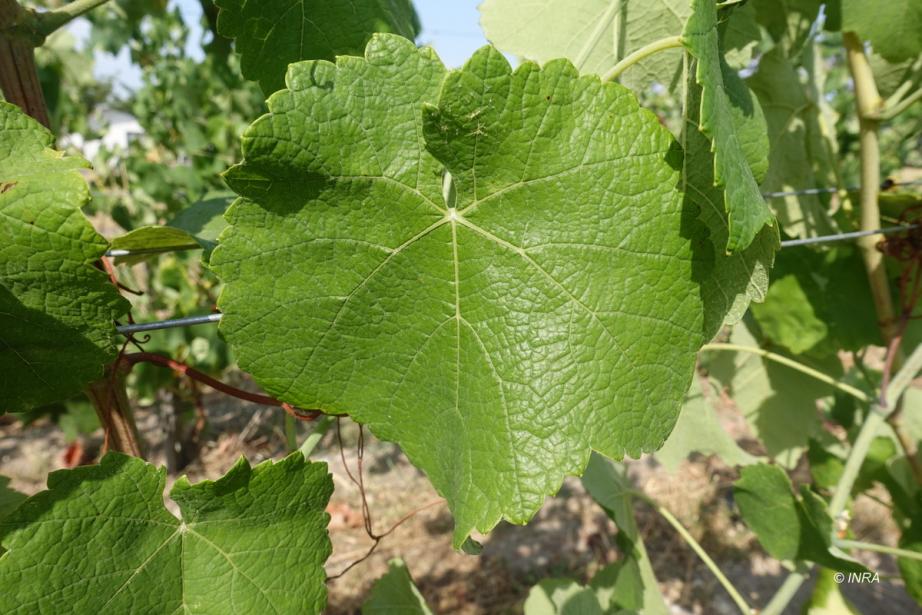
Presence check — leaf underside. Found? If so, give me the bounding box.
[211,34,724,545]
[0,102,128,413]
[683,0,775,252]
[215,0,420,94]
[0,453,333,614]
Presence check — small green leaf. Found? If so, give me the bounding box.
[734,464,865,571]
[109,225,202,264]
[214,35,717,545]
[363,558,433,615]
[479,0,691,92]
[215,0,420,94]
[656,378,762,472]
[840,0,922,63]
[167,195,232,261]
[0,102,129,413]
[0,452,333,613]
[582,454,669,615]
[683,0,775,252]
[753,0,822,57]
[523,579,605,615]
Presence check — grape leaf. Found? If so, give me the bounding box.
[683,0,775,252]
[0,477,25,524]
[899,520,922,604]
[478,0,691,92]
[215,0,420,94]
[683,78,776,334]
[734,463,865,570]
[752,0,822,58]
[720,1,761,70]
[363,558,432,615]
[582,454,669,615]
[212,34,715,545]
[750,247,882,356]
[0,102,128,413]
[523,579,605,615]
[706,323,829,467]
[840,0,922,63]
[109,225,202,265]
[656,378,762,472]
[167,195,232,261]
[748,48,839,240]
[0,452,333,614]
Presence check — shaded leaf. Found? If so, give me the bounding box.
[656,378,762,472]
[215,0,420,94]
[805,568,860,614]
[167,195,232,261]
[109,225,202,265]
[683,0,775,252]
[0,452,332,613]
[524,579,605,615]
[840,0,922,63]
[0,477,25,523]
[582,454,669,615]
[363,558,433,614]
[213,35,716,544]
[0,102,128,413]
[734,463,865,571]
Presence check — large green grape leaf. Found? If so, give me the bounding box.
[212,35,714,545]
[0,102,128,413]
[840,0,922,63]
[734,463,865,571]
[478,0,692,92]
[215,0,420,94]
[655,378,762,472]
[363,558,432,614]
[748,49,839,240]
[683,0,775,252]
[683,77,776,335]
[0,452,333,614]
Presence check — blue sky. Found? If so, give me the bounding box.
[80,0,489,94]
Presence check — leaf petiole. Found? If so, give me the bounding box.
[602,35,684,82]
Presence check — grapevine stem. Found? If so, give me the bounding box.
[761,564,812,615]
[877,87,922,121]
[602,35,684,82]
[699,343,870,402]
[631,490,752,614]
[836,538,922,562]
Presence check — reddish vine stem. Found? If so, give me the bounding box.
[121,352,323,421]
[327,419,444,580]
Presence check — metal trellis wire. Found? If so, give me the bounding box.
[110,178,922,334]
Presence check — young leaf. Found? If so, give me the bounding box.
[215,0,420,94]
[363,558,433,615]
[683,0,775,252]
[0,452,333,614]
[109,225,202,265]
[582,454,669,615]
[166,195,232,261]
[212,35,716,546]
[0,102,128,413]
[805,568,861,614]
[683,78,776,335]
[479,0,691,92]
[734,463,865,571]
[839,0,922,63]
[656,378,762,472]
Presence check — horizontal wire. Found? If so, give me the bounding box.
[111,178,922,334]
[116,313,222,334]
[762,177,922,199]
[780,224,919,248]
